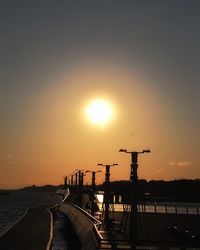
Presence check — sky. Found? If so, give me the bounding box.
[1,0,200,188]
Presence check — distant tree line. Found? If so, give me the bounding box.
[99,179,200,202]
[19,179,200,202]
[21,184,63,192]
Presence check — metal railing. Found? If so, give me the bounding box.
[107,203,200,215]
[137,203,200,215]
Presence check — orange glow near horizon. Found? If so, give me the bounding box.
[2,60,199,189]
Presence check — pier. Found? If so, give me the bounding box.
[0,188,200,250]
[57,153,200,250]
[58,189,200,250]
[0,205,53,250]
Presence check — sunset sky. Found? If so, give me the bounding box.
[1,1,200,188]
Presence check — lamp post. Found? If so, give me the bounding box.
[98,163,118,227]
[75,172,78,187]
[76,169,84,207]
[91,170,101,191]
[64,176,68,189]
[77,170,84,189]
[71,174,74,187]
[68,177,71,187]
[81,172,84,186]
[73,170,79,188]
[85,170,101,191]
[119,149,150,247]
[86,170,101,216]
[81,170,91,187]
[78,170,81,189]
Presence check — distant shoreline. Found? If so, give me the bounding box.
[0,191,11,195]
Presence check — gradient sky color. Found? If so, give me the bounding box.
[1,1,200,188]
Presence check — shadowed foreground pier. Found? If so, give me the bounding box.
[59,189,200,250]
[0,205,52,250]
[0,189,200,250]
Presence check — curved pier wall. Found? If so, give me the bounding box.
[58,203,100,250]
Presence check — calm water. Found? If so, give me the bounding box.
[0,190,75,250]
[96,194,200,214]
[0,190,61,236]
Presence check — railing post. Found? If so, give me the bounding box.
[165,205,167,214]
[154,203,157,213]
[175,205,177,214]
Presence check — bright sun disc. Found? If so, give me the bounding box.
[85,99,113,126]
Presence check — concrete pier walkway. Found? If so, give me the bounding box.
[0,205,52,250]
[63,191,200,249]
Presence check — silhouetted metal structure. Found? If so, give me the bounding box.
[81,172,84,186]
[64,176,68,189]
[91,170,101,191]
[86,170,101,216]
[75,172,78,187]
[71,174,74,186]
[119,148,150,248]
[98,163,118,227]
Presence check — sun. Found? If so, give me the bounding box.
[85,99,113,127]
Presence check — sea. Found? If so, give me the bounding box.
[0,190,62,236]
[0,189,81,250]
[97,194,200,214]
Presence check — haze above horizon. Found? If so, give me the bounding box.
[1,1,200,188]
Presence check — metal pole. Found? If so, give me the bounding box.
[91,172,96,216]
[78,170,81,189]
[75,172,78,187]
[130,152,139,248]
[98,163,117,227]
[104,165,110,226]
[71,175,73,186]
[119,148,150,249]
[81,172,84,187]
[92,172,96,191]
[64,176,67,189]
